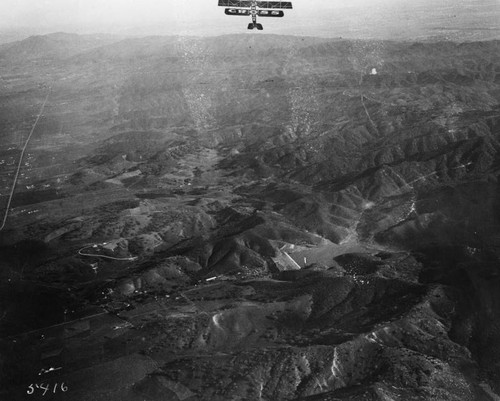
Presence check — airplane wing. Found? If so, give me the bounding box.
[256,2,293,9]
[218,0,293,9]
[225,9,284,16]
[218,0,253,7]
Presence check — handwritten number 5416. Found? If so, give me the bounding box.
[27,383,68,395]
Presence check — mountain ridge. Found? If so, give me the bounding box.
[1,33,500,400]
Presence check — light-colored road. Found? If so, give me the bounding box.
[0,90,50,232]
[77,245,138,261]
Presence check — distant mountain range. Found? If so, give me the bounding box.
[0,32,125,62]
[1,0,500,41]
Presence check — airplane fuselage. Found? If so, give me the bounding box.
[249,1,260,29]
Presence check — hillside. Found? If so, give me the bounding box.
[1,34,500,401]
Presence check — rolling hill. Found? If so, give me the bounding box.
[1,33,500,400]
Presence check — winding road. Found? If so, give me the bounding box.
[78,245,138,261]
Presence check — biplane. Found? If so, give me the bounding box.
[218,0,293,30]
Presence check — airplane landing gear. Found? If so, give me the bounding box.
[248,22,263,30]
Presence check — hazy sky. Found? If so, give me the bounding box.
[1,0,499,39]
